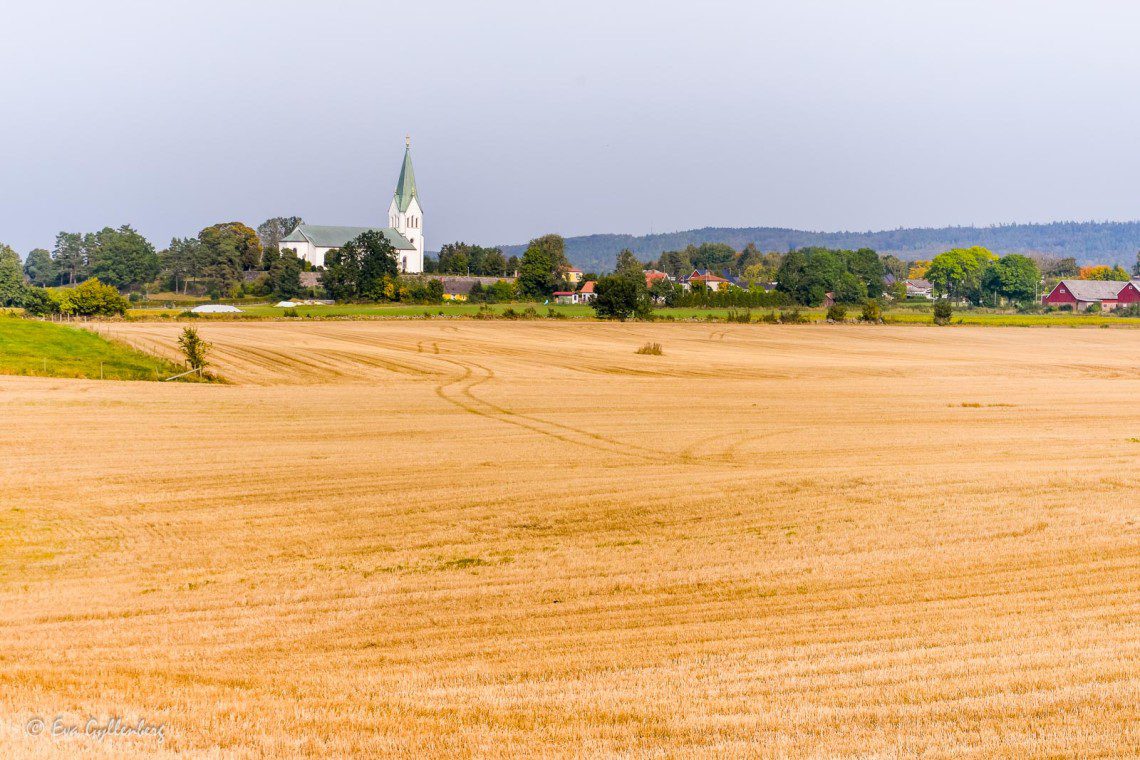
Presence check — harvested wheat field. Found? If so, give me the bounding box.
[2,321,1138,757]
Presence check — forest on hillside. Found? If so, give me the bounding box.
[496,221,1140,273]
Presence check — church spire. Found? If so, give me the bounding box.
[394,138,418,213]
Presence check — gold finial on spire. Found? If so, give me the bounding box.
[405,133,410,149]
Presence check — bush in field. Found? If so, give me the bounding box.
[1085,302,1102,314]
[726,308,752,323]
[933,299,953,325]
[635,342,663,355]
[826,303,847,322]
[1114,304,1140,318]
[779,308,808,324]
[32,278,130,317]
[21,288,57,317]
[178,326,210,370]
[759,311,780,324]
[860,299,883,322]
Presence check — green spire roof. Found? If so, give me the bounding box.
[394,140,418,213]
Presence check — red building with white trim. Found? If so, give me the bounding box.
[1042,279,1140,311]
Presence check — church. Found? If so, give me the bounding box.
[279,138,425,273]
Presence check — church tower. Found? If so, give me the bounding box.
[388,136,424,273]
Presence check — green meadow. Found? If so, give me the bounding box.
[0,316,187,381]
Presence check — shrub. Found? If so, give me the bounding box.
[522,307,538,319]
[933,300,953,325]
[178,326,210,371]
[50,278,130,317]
[1085,302,1102,314]
[726,308,752,323]
[283,308,299,318]
[779,308,808,324]
[860,299,882,322]
[546,307,567,319]
[635,342,663,355]
[759,311,780,324]
[826,303,847,322]
[500,307,520,320]
[1114,304,1140,318]
[21,288,57,317]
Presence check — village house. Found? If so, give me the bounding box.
[1041,279,1140,311]
[578,280,596,302]
[554,280,597,304]
[905,278,934,299]
[644,269,672,288]
[682,269,731,292]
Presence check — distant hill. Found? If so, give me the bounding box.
[496,222,1140,273]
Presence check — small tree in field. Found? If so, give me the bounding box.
[933,299,953,325]
[178,327,210,371]
[860,298,882,322]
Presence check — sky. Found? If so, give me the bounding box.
[3,0,1140,255]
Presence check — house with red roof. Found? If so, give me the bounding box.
[683,269,731,292]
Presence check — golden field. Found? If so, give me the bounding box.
[2,320,1138,758]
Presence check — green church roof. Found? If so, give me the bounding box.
[281,224,414,250]
[394,143,418,213]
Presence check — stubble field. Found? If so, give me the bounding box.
[2,321,1138,757]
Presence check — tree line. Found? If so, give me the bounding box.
[16,216,309,300]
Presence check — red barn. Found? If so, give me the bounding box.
[1042,279,1140,311]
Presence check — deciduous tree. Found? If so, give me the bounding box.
[23,248,55,286]
[88,225,159,290]
[518,234,568,299]
[0,244,28,306]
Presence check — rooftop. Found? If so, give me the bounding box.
[281,224,415,250]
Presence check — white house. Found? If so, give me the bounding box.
[279,138,425,273]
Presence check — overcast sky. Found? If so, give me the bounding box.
[2,0,1139,255]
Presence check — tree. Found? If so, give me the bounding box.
[178,327,211,371]
[257,216,303,271]
[650,277,678,306]
[88,225,159,290]
[270,248,304,298]
[23,248,55,286]
[199,222,262,294]
[518,234,568,299]
[615,248,643,275]
[592,271,651,320]
[656,249,693,278]
[982,254,1040,303]
[0,244,27,306]
[688,242,735,271]
[1079,264,1130,281]
[925,247,997,303]
[160,237,205,294]
[776,247,847,305]
[53,231,91,285]
[482,248,507,277]
[843,248,884,297]
[320,230,398,301]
